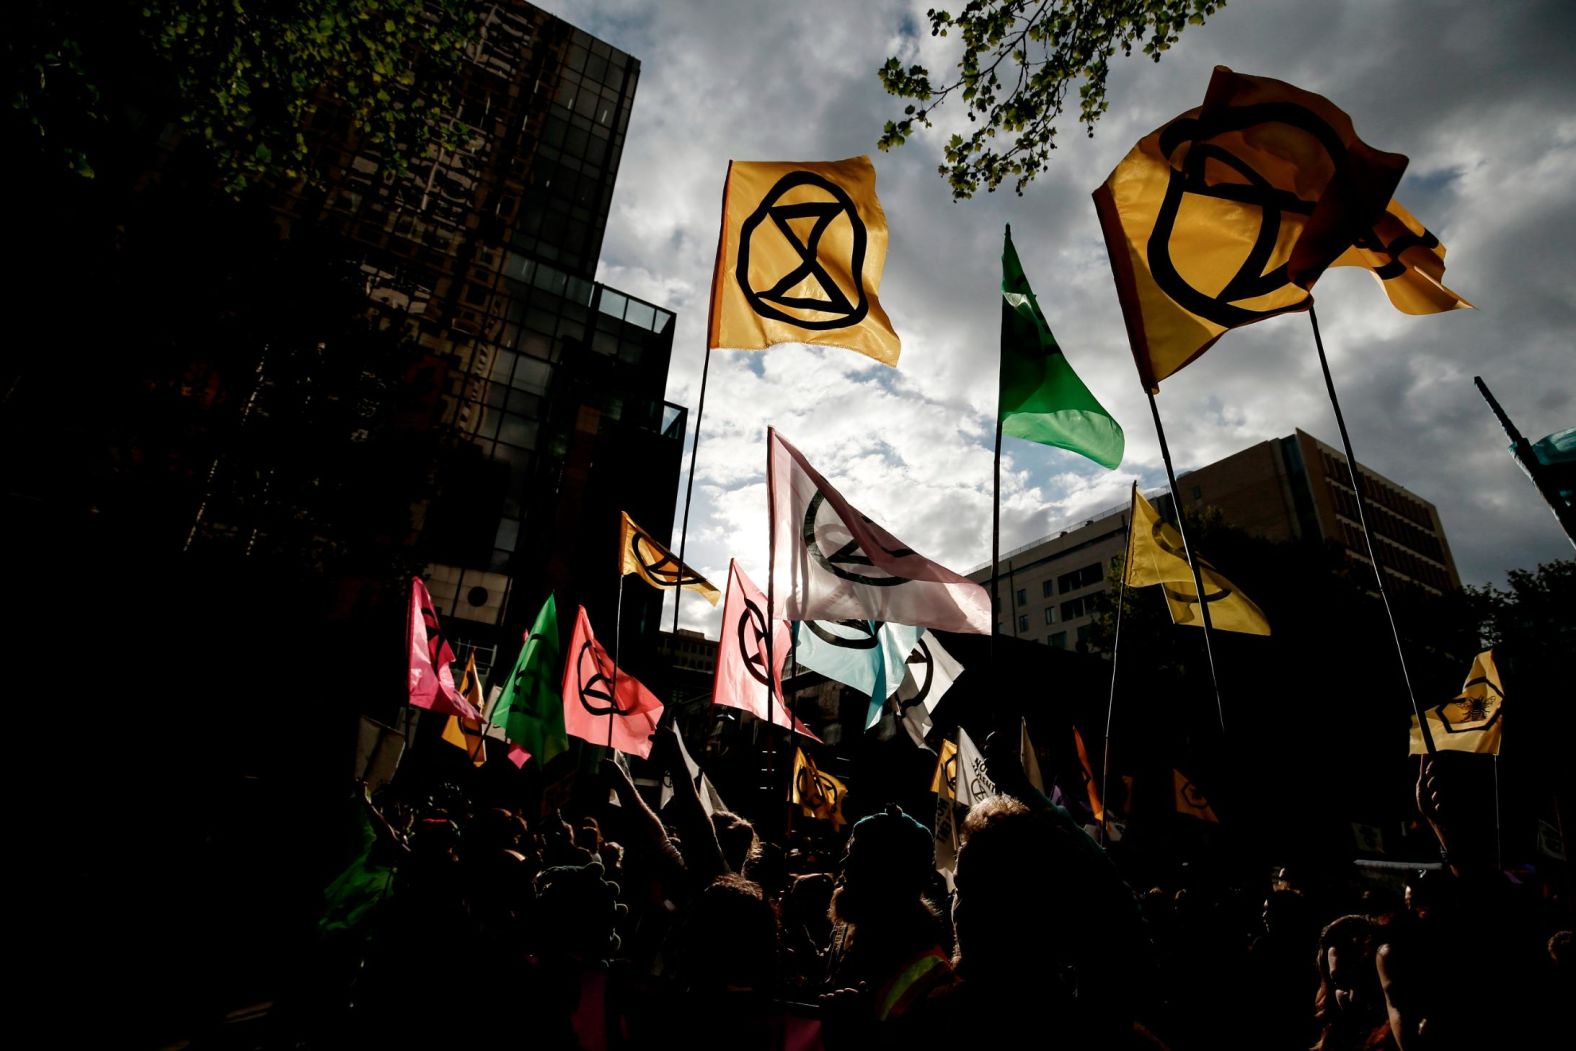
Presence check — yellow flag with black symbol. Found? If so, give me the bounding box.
[791,748,848,828]
[441,652,490,767]
[1174,769,1220,823]
[1409,649,1504,755]
[710,156,901,366]
[931,736,959,799]
[1124,487,1270,635]
[618,511,720,605]
[1093,66,1468,392]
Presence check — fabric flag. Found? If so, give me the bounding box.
[354,713,408,790]
[768,428,991,634]
[791,748,848,828]
[1520,427,1576,529]
[491,594,569,768]
[999,225,1124,468]
[618,511,720,605]
[1093,65,1467,392]
[713,560,820,739]
[440,652,491,766]
[894,631,963,749]
[319,807,395,934]
[1020,718,1047,794]
[1072,725,1105,822]
[952,727,996,808]
[1409,649,1504,755]
[561,605,664,758]
[795,619,922,730]
[933,789,961,890]
[407,576,481,720]
[1174,769,1221,823]
[659,728,726,818]
[710,156,901,366]
[931,736,959,799]
[1125,487,1271,635]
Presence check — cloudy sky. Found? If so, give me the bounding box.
[547,0,1574,637]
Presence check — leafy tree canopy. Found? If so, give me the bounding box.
[878,0,1222,199]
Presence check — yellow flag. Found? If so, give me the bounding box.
[618,511,720,605]
[1125,487,1270,636]
[1093,66,1467,391]
[791,748,847,827]
[1409,649,1504,755]
[710,156,900,366]
[931,736,959,799]
[441,653,489,767]
[1174,769,1220,823]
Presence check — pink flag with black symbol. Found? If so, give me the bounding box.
[407,576,481,720]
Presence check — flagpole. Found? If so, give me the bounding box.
[1007,558,1021,638]
[1492,755,1503,871]
[765,428,780,807]
[1307,307,1434,755]
[1145,390,1227,734]
[989,415,1005,729]
[1098,484,1135,848]
[1474,375,1576,548]
[610,574,625,751]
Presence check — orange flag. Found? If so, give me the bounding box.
[1073,726,1105,823]
[560,605,664,758]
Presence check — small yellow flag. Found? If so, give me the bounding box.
[710,156,900,366]
[1409,649,1504,755]
[619,511,720,605]
[1329,197,1471,316]
[441,653,489,767]
[1125,487,1270,636]
[931,737,959,800]
[1174,769,1220,823]
[792,748,847,827]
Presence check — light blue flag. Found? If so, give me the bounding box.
[793,620,923,729]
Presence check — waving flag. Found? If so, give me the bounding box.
[1174,769,1221,823]
[440,652,493,766]
[491,595,568,768]
[407,576,481,720]
[619,511,720,605]
[1125,487,1270,635]
[561,605,663,758]
[792,748,848,827]
[894,631,963,749]
[1093,66,1467,391]
[999,225,1124,468]
[1409,649,1504,755]
[713,561,819,739]
[711,156,900,366]
[794,619,921,730]
[768,429,991,633]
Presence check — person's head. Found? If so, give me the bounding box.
[743,840,788,899]
[534,861,625,963]
[1313,914,1383,1039]
[679,874,780,994]
[832,804,932,926]
[1549,930,1573,975]
[710,810,759,874]
[1262,888,1309,938]
[952,796,1069,978]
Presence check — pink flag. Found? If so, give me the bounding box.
[768,429,991,634]
[713,560,821,740]
[560,605,664,758]
[407,576,481,720]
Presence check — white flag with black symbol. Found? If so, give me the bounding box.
[894,631,963,749]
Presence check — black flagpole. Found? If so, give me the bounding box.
[1146,390,1228,734]
[1098,483,1136,847]
[609,574,624,751]
[1307,307,1434,755]
[765,428,779,803]
[1475,375,1576,549]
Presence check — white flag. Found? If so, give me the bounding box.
[768,429,991,633]
[954,727,997,807]
[659,727,720,816]
[895,631,963,749]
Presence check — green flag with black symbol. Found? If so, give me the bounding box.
[999,225,1124,469]
[490,593,567,766]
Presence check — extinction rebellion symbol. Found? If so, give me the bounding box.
[1147,102,1345,328]
[575,640,631,716]
[899,639,934,713]
[797,762,841,810]
[1150,520,1233,613]
[737,171,869,330]
[737,598,775,688]
[801,491,914,587]
[630,531,706,590]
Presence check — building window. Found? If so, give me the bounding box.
[1044,606,1058,625]
[1015,587,1027,607]
[1048,631,1067,649]
[1017,615,1029,634]
[1061,596,1088,621]
[1057,562,1103,593]
[1042,580,1053,598]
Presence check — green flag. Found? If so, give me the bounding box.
[491,593,567,766]
[999,225,1124,469]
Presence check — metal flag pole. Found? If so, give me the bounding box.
[1145,390,1227,734]
[609,574,625,752]
[1474,375,1576,549]
[764,428,780,802]
[672,162,734,636]
[1307,307,1434,754]
[1098,484,1136,847]
[1493,755,1503,871]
